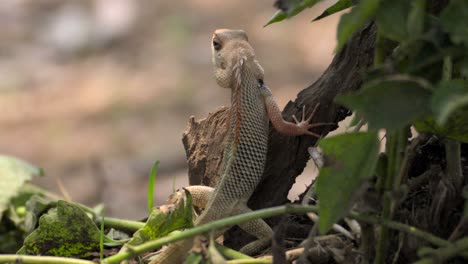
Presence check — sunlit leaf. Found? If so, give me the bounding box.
[312,0,353,22]
[316,132,379,234]
[265,0,321,27]
[0,155,43,221]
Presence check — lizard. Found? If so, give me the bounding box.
[152,29,326,263]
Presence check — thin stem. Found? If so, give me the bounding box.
[375,129,408,264]
[148,160,159,214]
[100,210,105,261]
[0,255,94,264]
[414,236,468,264]
[445,138,463,192]
[442,56,463,193]
[97,217,145,234]
[226,259,271,264]
[374,30,385,66]
[216,244,253,260]
[359,222,376,264]
[442,56,453,80]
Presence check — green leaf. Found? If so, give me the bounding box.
[264,10,288,27]
[336,0,380,51]
[126,189,193,246]
[0,155,42,221]
[265,0,321,27]
[376,0,411,42]
[24,195,54,233]
[414,116,468,143]
[406,0,426,37]
[440,0,468,45]
[337,76,432,131]
[415,79,468,143]
[19,201,101,257]
[316,132,379,234]
[148,160,159,214]
[432,79,468,124]
[312,0,353,22]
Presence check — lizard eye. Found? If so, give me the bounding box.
[258,79,264,86]
[213,40,221,51]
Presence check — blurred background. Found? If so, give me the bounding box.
[0,0,340,219]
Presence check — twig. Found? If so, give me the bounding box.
[259,247,304,263]
[376,129,408,263]
[444,138,463,193]
[395,134,429,187]
[414,236,468,264]
[408,166,441,192]
[449,216,468,241]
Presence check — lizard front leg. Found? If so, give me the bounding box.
[260,83,332,137]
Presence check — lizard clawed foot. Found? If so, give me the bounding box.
[292,104,335,138]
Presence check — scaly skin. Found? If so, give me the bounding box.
[151,29,320,264]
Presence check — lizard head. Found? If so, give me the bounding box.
[211,29,264,89]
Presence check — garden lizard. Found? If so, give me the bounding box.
[152,29,324,263]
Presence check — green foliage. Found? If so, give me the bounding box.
[440,0,468,45]
[125,189,193,246]
[336,0,379,51]
[148,160,159,214]
[268,1,468,261]
[265,0,321,26]
[337,76,432,131]
[432,79,468,124]
[312,0,353,22]
[315,132,379,234]
[376,0,411,42]
[19,201,101,257]
[0,155,43,221]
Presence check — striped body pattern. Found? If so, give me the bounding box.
[196,58,269,225]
